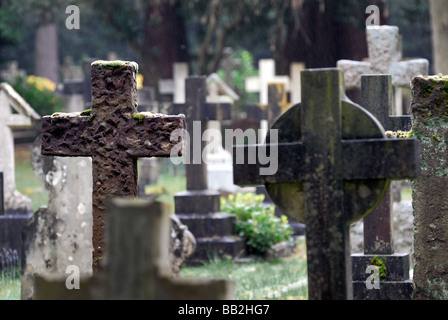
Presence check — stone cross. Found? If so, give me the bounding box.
[41,60,186,273]
[351,74,413,300]
[0,82,40,213]
[233,68,420,300]
[245,59,290,106]
[61,58,96,110]
[159,62,189,103]
[171,76,244,264]
[21,136,93,300]
[411,75,448,300]
[32,197,235,300]
[0,61,26,82]
[337,25,428,115]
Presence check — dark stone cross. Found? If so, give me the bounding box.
[233,68,420,299]
[0,172,3,216]
[351,74,414,300]
[41,60,186,273]
[170,76,244,263]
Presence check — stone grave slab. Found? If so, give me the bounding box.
[233,68,420,299]
[41,60,186,273]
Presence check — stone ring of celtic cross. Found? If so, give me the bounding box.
[265,99,389,225]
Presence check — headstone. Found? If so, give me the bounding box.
[21,136,93,300]
[41,60,187,273]
[245,59,290,105]
[205,73,240,193]
[0,83,39,255]
[0,83,40,213]
[337,25,428,115]
[351,74,413,300]
[0,172,4,216]
[32,197,235,300]
[411,74,448,300]
[233,68,420,299]
[61,58,96,112]
[171,76,244,264]
[159,62,189,103]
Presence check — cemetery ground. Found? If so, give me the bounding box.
[2,141,310,300]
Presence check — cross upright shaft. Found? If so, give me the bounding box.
[41,61,186,273]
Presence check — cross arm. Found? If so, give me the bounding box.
[342,138,420,180]
[41,114,92,156]
[202,102,232,121]
[233,142,305,185]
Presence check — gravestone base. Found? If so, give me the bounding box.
[174,190,245,265]
[256,186,305,236]
[0,211,33,254]
[352,253,412,300]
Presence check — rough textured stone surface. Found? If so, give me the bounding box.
[41,61,186,273]
[411,75,448,300]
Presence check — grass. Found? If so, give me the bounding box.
[181,237,308,300]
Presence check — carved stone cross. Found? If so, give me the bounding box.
[233,68,420,299]
[41,60,186,273]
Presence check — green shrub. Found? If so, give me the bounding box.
[221,192,293,255]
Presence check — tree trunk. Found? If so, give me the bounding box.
[34,9,59,84]
[429,0,448,74]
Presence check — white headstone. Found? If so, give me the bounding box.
[290,62,305,104]
[0,61,26,82]
[0,83,40,213]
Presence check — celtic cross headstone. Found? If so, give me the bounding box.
[41,60,186,273]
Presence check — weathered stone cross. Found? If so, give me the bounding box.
[41,60,186,273]
[170,77,244,264]
[233,68,420,299]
